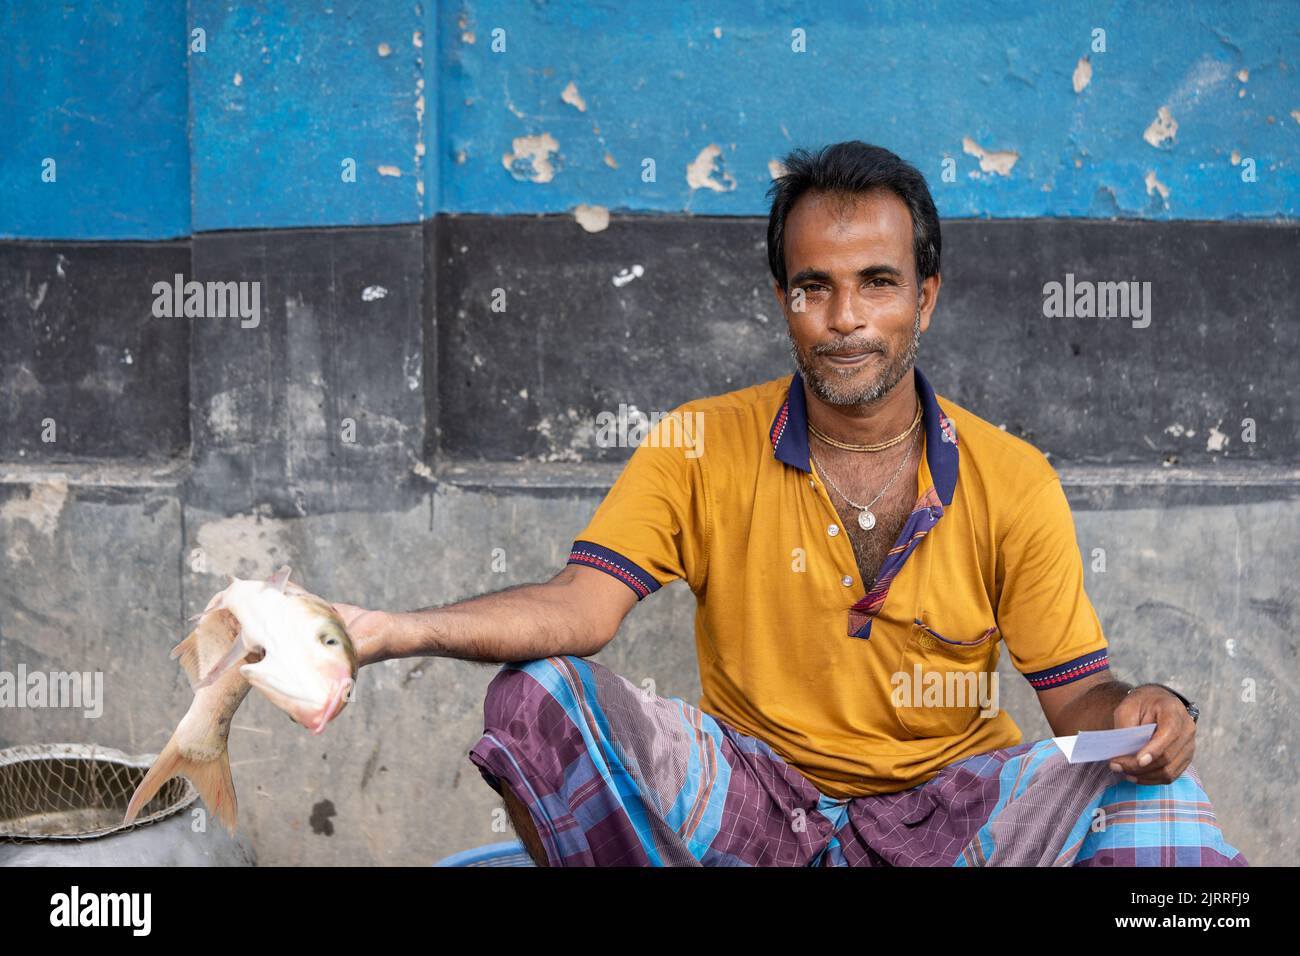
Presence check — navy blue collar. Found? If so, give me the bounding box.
[768,365,959,506]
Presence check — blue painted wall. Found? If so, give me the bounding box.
[0,1,191,239]
[1,0,1296,239]
[189,0,431,232]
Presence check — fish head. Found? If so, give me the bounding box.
[239,591,358,735]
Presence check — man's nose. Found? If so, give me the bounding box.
[826,289,867,337]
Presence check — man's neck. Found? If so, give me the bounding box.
[803,371,920,449]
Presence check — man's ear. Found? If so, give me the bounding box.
[918,272,942,334]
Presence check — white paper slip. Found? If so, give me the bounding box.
[1051,723,1158,764]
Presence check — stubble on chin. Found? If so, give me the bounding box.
[788,306,922,408]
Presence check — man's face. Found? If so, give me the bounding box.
[775,189,940,407]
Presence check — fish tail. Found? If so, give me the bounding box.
[124,735,238,836]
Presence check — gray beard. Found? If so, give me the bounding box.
[788,301,923,407]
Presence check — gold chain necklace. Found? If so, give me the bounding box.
[808,401,922,452]
[810,426,920,531]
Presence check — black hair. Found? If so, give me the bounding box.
[766,141,941,292]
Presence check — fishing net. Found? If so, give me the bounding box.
[0,743,197,841]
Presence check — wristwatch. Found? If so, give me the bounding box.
[1133,683,1200,723]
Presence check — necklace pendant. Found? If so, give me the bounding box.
[858,509,876,531]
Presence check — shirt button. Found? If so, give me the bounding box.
[841,575,853,586]
[827,524,839,536]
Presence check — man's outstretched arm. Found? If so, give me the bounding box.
[331,564,638,667]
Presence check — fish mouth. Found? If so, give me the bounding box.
[242,666,352,734]
[309,678,354,735]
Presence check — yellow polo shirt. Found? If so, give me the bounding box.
[567,367,1110,798]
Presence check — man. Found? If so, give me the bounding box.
[334,141,1247,867]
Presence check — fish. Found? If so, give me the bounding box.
[123,566,358,833]
[122,604,254,834]
[195,566,358,734]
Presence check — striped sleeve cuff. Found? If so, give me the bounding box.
[566,540,661,601]
[1023,649,1110,690]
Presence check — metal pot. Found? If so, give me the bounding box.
[0,743,255,866]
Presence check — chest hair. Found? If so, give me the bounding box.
[815,440,921,591]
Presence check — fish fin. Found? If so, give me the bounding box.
[183,747,239,836]
[187,585,228,623]
[124,736,238,836]
[170,632,203,689]
[175,608,243,690]
[267,565,293,592]
[194,634,251,689]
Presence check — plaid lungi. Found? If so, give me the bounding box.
[466,655,1248,867]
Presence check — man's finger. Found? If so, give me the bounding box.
[1108,695,1184,774]
[1114,712,1193,779]
[1133,699,1187,766]
[1132,735,1196,786]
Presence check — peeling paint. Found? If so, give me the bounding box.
[26,280,47,311]
[1072,56,1092,93]
[1,478,68,537]
[207,390,242,441]
[195,506,291,579]
[961,137,1019,176]
[361,285,388,301]
[686,144,737,191]
[1143,105,1178,147]
[603,152,618,169]
[573,203,609,232]
[561,80,586,112]
[611,264,644,287]
[1236,68,1249,82]
[502,133,560,183]
[1206,426,1229,453]
[1290,110,1300,125]
[377,42,391,57]
[768,158,788,179]
[233,72,242,87]
[532,408,596,462]
[1144,170,1170,200]
[403,352,421,392]
[377,165,402,177]
[1231,149,1242,165]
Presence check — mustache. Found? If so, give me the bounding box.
[812,340,887,357]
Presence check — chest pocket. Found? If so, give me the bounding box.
[886,497,1003,739]
[893,616,1000,739]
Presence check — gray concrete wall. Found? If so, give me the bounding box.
[1,217,1295,865]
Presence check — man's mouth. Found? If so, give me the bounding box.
[822,349,880,366]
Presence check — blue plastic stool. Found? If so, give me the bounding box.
[433,840,538,867]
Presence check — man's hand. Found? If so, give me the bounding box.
[330,601,392,667]
[1108,684,1195,785]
